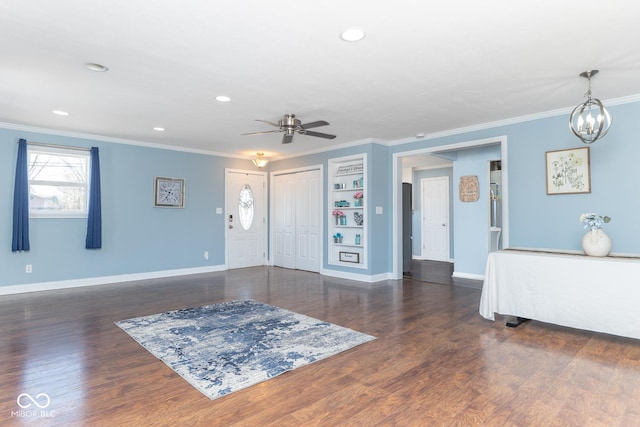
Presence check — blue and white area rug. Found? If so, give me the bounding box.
[115,300,375,400]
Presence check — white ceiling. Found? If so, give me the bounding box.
[2,1,640,160]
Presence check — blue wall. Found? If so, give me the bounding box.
[3,99,640,288]
[452,145,501,275]
[506,106,637,252]
[1,127,248,287]
[391,100,640,275]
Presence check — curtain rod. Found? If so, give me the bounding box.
[19,140,91,152]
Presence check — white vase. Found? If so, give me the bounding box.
[582,228,612,257]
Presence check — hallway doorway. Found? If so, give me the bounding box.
[404,259,482,289]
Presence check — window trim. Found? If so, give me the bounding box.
[28,145,90,219]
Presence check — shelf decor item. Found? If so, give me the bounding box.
[353,191,363,207]
[339,251,360,263]
[354,212,363,226]
[336,163,363,175]
[580,213,612,256]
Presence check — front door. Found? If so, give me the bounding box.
[226,170,266,269]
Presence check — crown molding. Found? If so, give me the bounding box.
[387,93,640,147]
[0,121,246,159]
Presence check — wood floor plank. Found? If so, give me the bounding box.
[1,266,640,426]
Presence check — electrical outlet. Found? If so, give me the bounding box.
[25,264,32,273]
[204,251,209,260]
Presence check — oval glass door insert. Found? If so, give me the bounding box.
[238,184,254,231]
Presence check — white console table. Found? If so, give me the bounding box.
[479,249,640,340]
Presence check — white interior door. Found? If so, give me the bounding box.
[421,176,450,262]
[274,174,296,269]
[295,170,321,272]
[272,169,321,273]
[226,170,266,269]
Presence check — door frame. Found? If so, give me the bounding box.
[420,176,450,261]
[269,164,323,268]
[225,168,268,269]
[391,136,509,280]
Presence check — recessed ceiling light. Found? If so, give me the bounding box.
[215,95,231,102]
[153,127,166,132]
[85,62,109,72]
[340,28,366,42]
[52,110,69,116]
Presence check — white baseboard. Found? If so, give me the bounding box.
[320,268,392,283]
[0,265,227,296]
[452,271,484,281]
[2,264,398,296]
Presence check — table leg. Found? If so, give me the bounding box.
[505,317,530,328]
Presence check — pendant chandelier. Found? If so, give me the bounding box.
[569,70,612,144]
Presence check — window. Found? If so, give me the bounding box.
[28,146,90,217]
[238,184,254,231]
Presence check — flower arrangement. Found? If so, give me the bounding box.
[580,213,611,231]
[353,191,363,199]
[332,210,344,216]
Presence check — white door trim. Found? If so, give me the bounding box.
[225,168,268,269]
[391,136,509,279]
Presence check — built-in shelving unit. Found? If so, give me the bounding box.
[328,154,367,268]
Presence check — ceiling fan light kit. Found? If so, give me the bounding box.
[241,113,336,144]
[569,69,612,144]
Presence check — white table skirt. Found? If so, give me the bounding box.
[479,249,640,340]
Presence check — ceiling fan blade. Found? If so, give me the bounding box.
[303,130,336,139]
[282,133,294,144]
[241,130,281,136]
[255,119,280,127]
[300,120,329,129]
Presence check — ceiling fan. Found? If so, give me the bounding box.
[241,113,336,144]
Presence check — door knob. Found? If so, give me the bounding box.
[229,225,234,229]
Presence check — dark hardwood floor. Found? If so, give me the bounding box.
[2,267,640,426]
[405,259,482,289]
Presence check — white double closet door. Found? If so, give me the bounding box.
[273,169,321,272]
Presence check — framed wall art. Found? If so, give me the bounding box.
[459,175,479,202]
[154,176,185,208]
[545,147,590,195]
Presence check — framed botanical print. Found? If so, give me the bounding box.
[545,147,590,195]
[154,176,185,208]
